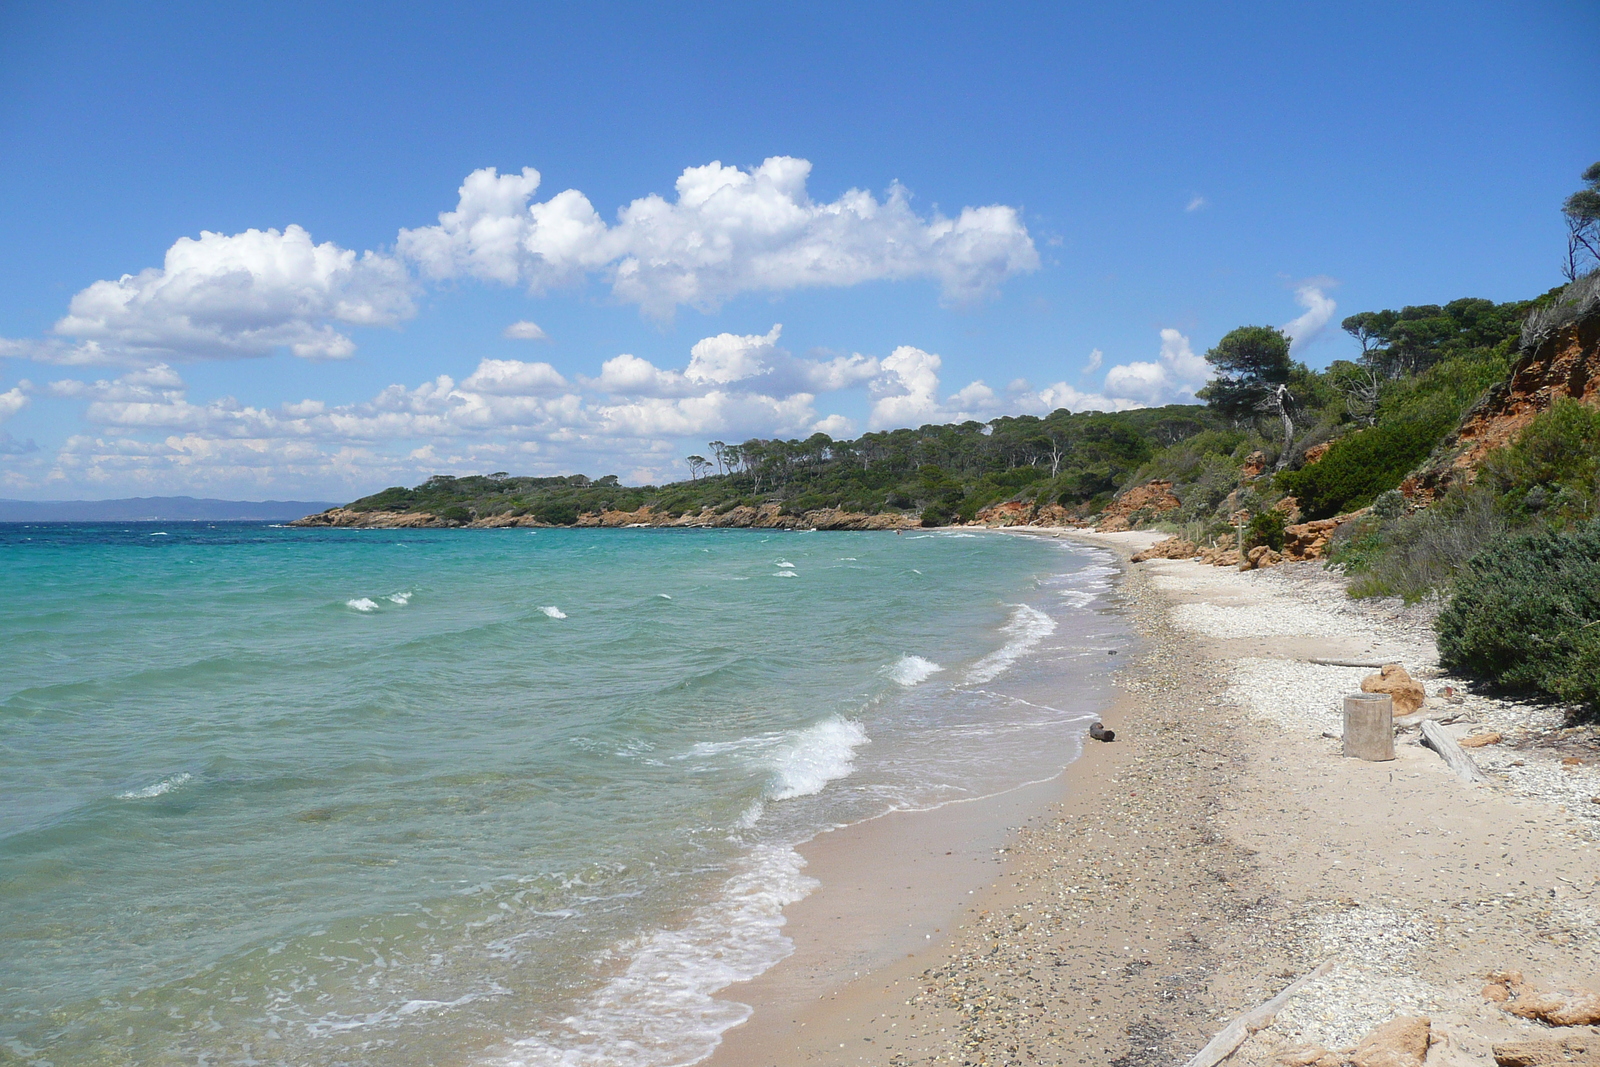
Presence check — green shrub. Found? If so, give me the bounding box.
[534,500,579,525]
[1478,398,1600,525]
[1436,521,1600,708]
[1245,509,1286,551]
[920,504,953,527]
[1339,489,1512,601]
[1278,412,1453,519]
[438,505,472,524]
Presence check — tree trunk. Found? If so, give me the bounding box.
[1343,693,1395,761]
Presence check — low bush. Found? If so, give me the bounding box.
[1477,398,1600,525]
[534,500,579,525]
[1338,490,1513,601]
[1245,509,1286,551]
[1436,521,1600,709]
[1278,412,1453,520]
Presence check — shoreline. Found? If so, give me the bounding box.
[705,529,1143,1067]
[702,529,1600,1067]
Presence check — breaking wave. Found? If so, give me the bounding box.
[540,606,567,619]
[887,654,944,687]
[495,845,815,1067]
[768,716,868,801]
[118,773,193,800]
[965,605,1056,684]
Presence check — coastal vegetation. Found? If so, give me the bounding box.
[335,404,1227,527]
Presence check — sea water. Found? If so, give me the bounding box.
[0,524,1128,1067]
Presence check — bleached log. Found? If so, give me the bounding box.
[1179,961,1334,1067]
[1419,719,1492,784]
[1307,657,1390,668]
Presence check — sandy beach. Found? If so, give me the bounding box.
[708,529,1600,1067]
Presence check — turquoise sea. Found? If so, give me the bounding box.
[0,523,1127,1067]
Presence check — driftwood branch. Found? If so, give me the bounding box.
[1419,719,1492,784]
[1180,960,1335,1067]
[1306,657,1390,668]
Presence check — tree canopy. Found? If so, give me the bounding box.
[1565,160,1600,279]
[1339,297,1527,379]
[1195,325,1292,424]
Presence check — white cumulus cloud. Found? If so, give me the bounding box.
[397,157,1039,317]
[1099,328,1212,405]
[0,386,28,423]
[685,324,783,384]
[503,320,550,341]
[9,226,414,367]
[460,359,570,396]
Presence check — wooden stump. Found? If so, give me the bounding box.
[1343,693,1395,761]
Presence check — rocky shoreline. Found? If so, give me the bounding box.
[288,502,923,531]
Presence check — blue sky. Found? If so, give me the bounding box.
[0,1,1594,500]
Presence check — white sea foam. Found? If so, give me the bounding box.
[346,597,379,612]
[540,606,567,619]
[309,988,504,1037]
[657,593,673,600]
[768,717,868,800]
[496,844,816,1067]
[118,773,192,800]
[772,570,797,578]
[1058,589,1097,609]
[774,559,795,569]
[386,591,412,605]
[149,531,168,537]
[837,557,857,561]
[965,605,1057,683]
[887,654,944,687]
[734,799,766,829]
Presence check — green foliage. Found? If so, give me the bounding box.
[1340,297,1527,379]
[340,405,1220,524]
[1564,161,1600,279]
[1277,341,1511,521]
[1333,490,1513,602]
[1477,398,1600,525]
[1196,326,1292,423]
[1277,412,1452,520]
[1245,509,1286,552]
[1436,521,1600,708]
[1331,402,1600,602]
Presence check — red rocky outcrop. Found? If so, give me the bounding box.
[1404,301,1600,502]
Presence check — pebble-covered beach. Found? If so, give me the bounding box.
[714,530,1600,1067]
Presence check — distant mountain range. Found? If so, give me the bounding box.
[0,497,339,522]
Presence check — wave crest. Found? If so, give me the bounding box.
[887,654,944,687]
[769,716,868,801]
[965,605,1056,683]
[118,773,193,800]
